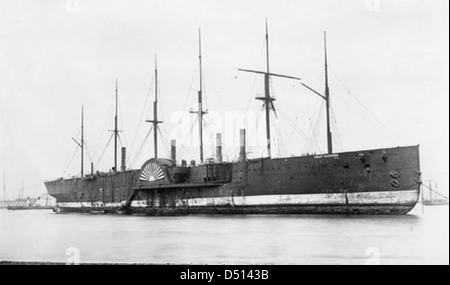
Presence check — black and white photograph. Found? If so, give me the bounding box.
[0,0,448,268]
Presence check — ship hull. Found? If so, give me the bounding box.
[45,145,421,215]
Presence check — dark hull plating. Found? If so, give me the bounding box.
[45,145,421,215]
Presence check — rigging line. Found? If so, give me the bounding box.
[117,133,124,148]
[303,100,324,154]
[62,127,81,171]
[61,140,79,172]
[178,71,196,126]
[279,128,288,157]
[332,71,383,123]
[286,116,298,153]
[331,89,400,145]
[304,72,325,148]
[203,119,216,156]
[421,183,449,201]
[245,40,266,113]
[311,101,325,151]
[178,117,199,157]
[130,126,153,168]
[93,99,114,158]
[278,107,323,152]
[94,132,114,168]
[201,60,208,112]
[118,108,128,148]
[177,117,199,158]
[304,74,325,85]
[305,98,322,150]
[330,106,343,152]
[157,128,170,158]
[82,141,94,163]
[63,146,79,174]
[311,120,320,149]
[327,76,383,128]
[274,118,287,157]
[157,83,171,152]
[303,119,318,155]
[269,113,279,157]
[213,73,235,111]
[129,76,154,158]
[332,71,403,143]
[62,145,78,173]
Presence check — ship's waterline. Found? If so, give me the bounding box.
[55,190,419,209]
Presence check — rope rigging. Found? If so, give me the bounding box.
[303,100,325,154]
[177,116,198,159]
[286,116,298,154]
[62,144,79,175]
[129,76,154,161]
[277,106,323,153]
[421,182,449,201]
[82,141,94,166]
[330,106,343,152]
[157,127,171,158]
[130,126,152,169]
[61,137,79,173]
[94,132,114,169]
[92,99,114,164]
[331,71,403,145]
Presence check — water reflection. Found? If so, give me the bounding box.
[0,205,447,265]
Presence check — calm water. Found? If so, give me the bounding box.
[0,205,448,265]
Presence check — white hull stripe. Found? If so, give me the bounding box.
[178,190,418,207]
[57,202,124,208]
[56,190,418,208]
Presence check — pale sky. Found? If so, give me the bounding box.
[0,0,448,198]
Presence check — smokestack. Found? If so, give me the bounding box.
[239,129,246,162]
[216,133,223,163]
[121,147,126,172]
[171,139,177,164]
[91,163,94,175]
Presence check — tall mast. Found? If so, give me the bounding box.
[81,105,84,177]
[198,28,204,164]
[190,28,207,163]
[324,31,332,154]
[154,56,159,158]
[263,19,272,158]
[297,31,334,154]
[240,20,296,158]
[146,56,163,158]
[114,78,118,172]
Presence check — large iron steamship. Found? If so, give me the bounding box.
[45,25,421,215]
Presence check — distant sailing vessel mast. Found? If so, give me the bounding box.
[71,106,84,177]
[190,28,208,164]
[146,56,163,159]
[239,21,334,155]
[2,172,6,201]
